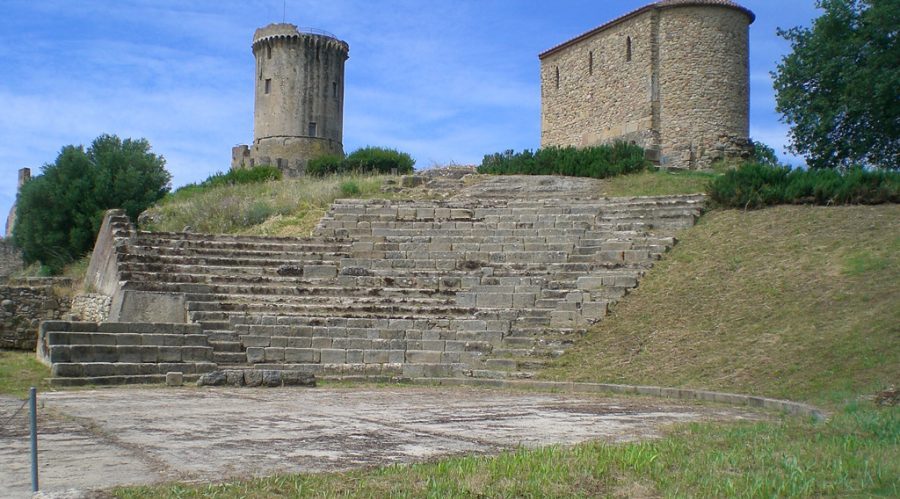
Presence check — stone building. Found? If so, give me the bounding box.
[539,0,755,169]
[232,24,349,177]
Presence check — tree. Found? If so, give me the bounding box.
[750,139,782,167]
[12,134,170,272]
[772,0,899,170]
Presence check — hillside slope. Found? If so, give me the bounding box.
[542,204,900,405]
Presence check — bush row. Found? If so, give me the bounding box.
[478,143,649,178]
[708,163,899,208]
[308,147,415,176]
[171,165,282,198]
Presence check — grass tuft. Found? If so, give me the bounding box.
[0,350,49,398]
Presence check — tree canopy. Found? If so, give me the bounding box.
[772,0,899,170]
[12,134,170,272]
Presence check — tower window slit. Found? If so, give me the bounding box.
[264,78,271,94]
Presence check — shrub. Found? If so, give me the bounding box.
[478,142,649,178]
[307,155,344,176]
[12,134,170,272]
[307,148,415,176]
[343,147,415,175]
[708,162,900,209]
[340,180,361,197]
[172,165,282,198]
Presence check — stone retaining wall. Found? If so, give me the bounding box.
[0,281,72,350]
[70,293,112,322]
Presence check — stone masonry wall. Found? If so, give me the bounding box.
[69,293,112,323]
[0,282,72,350]
[0,240,24,279]
[657,6,751,169]
[540,11,657,152]
[540,1,753,169]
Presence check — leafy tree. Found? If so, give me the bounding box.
[772,0,899,170]
[750,139,781,167]
[13,134,170,272]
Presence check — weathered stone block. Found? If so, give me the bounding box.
[225,370,244,386]
[139,346,159,363]
[363,350,389,364]
[406,350,441,363]
[264,347,285,362]
[246,347,265,364]
[241,335,270,348]
[48,345,71,363]
[158,346,182,363]
[183,347,212,362]
[303,265,337,279]
[82,363,117,377]
[166,371,183,386]
[51,363,85,377]
[262,370,282,387]
[114,333,142,346]
[282,370,315,387]
[243,369,263,387]
[116,346,142,363]
[320,349,346,363]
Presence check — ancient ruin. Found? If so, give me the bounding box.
[539,0,755,169]
[37,175,705,386]
[231,24,349,177]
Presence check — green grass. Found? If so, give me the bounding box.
[600,169,714,197]
[115,402,898,498]
[0,350,49,398]
[541,204,900,406]
[142,173,394,236]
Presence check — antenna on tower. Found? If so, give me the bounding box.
[282,0,286,23]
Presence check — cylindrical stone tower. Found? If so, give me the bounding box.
[656,0,754,169]
[233,23,349,176]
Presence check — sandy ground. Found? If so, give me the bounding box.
[1,385,761,497]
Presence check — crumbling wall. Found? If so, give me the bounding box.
[0,279,72,350]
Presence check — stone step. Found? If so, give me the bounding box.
[50,361,217,378]
[208,340,242,352]
[213,351,247,363]
[118,253,343,269]
[125,282,452,300]
[135,230,345,246]
[48,373,203,387]
[186,298,463,315]
[128,244,352,260]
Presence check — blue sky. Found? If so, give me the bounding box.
[0,1,821,226]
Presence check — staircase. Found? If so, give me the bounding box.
[39,179,705,385]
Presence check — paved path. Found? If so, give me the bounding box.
[1,385,761,497]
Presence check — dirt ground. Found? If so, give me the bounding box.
[1,385,762,497]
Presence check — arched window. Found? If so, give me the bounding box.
[555,66,560,89]
[589,51,593,75]
[626,36,632,62]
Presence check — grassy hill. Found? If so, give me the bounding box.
[542,204,900,406]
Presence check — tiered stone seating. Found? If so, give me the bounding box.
[37,321,216,386]
[40,185,704,384]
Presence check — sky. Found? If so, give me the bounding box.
[0,0,822,227]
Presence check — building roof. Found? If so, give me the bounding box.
[538,0,755,60]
